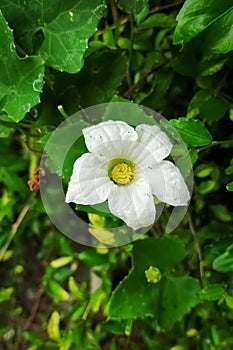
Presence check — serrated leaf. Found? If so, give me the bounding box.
[0,11,44,121]
[173,0,233,45]
[1,0,106,73]
[108,237,200,327]
[170,118,212,147]
[40,0,107,73]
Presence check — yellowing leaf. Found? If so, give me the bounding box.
[89,227,115,245]
[47,311,60,341]
[50,256,72,268]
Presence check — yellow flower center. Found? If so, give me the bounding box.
[110,161,134,185]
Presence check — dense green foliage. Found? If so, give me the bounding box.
[0,0,233,349]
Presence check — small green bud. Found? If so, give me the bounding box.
[145,266,162,284]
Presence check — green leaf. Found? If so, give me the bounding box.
[0,287,13,303]
[225,159,233,175]
[198,57,226,77]
[176,149,198,179]
[225,295,233,309]
[132,237,186,270]
[109,237,200,327]
[0,124,13,138]
[202,9,233,54]
[1,0,106,73]
[226,181,233,191]
[187,91,228,121]
[41,119,89,181]
[23,332,44,346]
[78,249,108,267]
[142,68,174,111]
[0,11,44,122]
[173,0,233,45]
[117,0,149,14]
[76,202,122,225]
[213,244,233,272]
[75,51,127,107]
[47,311,60,341]
[103,99,156,126]
[198,284,225,301]
[41,0,106,73]
[170,117,212,147]
[171,52,198,77]
[211,205,232,223]
[68,277,85,299]
[0,167,28,193]
[198,180,216,195]
[46,280,69,301]
[138,13,176,29]
[103,27,116,49]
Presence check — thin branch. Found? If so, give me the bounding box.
[149,0,184,14]
[95,0,184,38]
[95,17,128,37]
[23,288,44,331]
[188,213,204,287]
[197,140,233,153]
[0,201,32,262]
[109,0,118,25]
[15,287,44,350]
[123,65,160,98]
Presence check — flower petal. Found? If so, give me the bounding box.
[146,160,190,206]
[83,120,138,153]
[65,153,114,205]
[108,171,156,230]
[136,124,173,162]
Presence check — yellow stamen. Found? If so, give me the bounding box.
[111,162,134,185]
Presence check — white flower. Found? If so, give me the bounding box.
[65,120,190,230]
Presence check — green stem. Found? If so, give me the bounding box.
[197,140,233,153]
[126,14,134,89]
[0,119,31,129]
[57,105,69,119]
[188,212,204,287]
